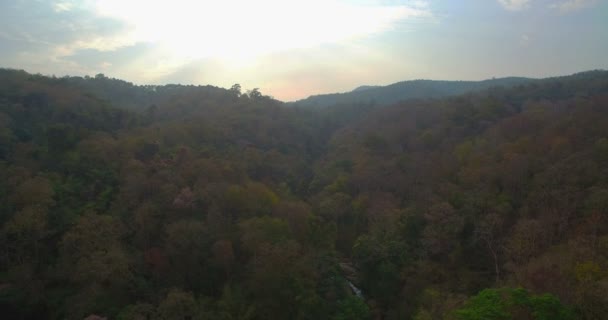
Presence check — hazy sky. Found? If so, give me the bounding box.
[1,0,607,100]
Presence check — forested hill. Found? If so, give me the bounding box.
[290,76,533,107]
[0,69,249,113]
[1,68,608,320]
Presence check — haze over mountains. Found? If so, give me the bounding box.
[291,76,534,107]
[2,1,606,100]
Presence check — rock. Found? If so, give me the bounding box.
[339,262,361,285]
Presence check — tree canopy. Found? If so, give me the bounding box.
[1,68,608,319]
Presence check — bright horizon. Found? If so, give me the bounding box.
[1,0,607,100]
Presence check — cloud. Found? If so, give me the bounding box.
[0,1,160,79]
[53,1,75,12]
[0,2,130,50]
[81,0,435,86]
[94,0,433,60]
[63,43,156,69]
[549,0,598,13]
[497,0,531,11]
[0,0,133,72]
[1,0,436,84]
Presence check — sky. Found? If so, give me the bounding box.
[1,0,607,101]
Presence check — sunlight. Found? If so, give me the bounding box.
[95,0,430,64]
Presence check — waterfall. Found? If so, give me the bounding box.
[347,280,364,299]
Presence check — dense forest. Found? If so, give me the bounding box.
[1,68,607,319]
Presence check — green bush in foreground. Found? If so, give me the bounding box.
[454,288,575,320]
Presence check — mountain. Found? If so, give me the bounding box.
[1,68,607,320]
[351,85,381,92]
[291,77,533,107]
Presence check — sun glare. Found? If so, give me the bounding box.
[95,0,427,64]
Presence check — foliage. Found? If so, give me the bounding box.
[0,68,607,319]
[454,288,575,320]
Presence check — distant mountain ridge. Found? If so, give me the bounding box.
[351,85,381,92]
[291,76,534,107]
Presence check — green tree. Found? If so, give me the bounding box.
[216,285,255,320]
[229,84,242,97]
[247,88,262,99]
[239,216,290,257]
[454,288,575,320]
[333,296,370,320]
[164,220,213,291]
[156,288,199,320]
[60,213,132,319]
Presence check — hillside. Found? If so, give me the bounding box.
[1,68,607,319]
[291,77,533,107]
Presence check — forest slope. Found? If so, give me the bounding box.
[0,68,607,319]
